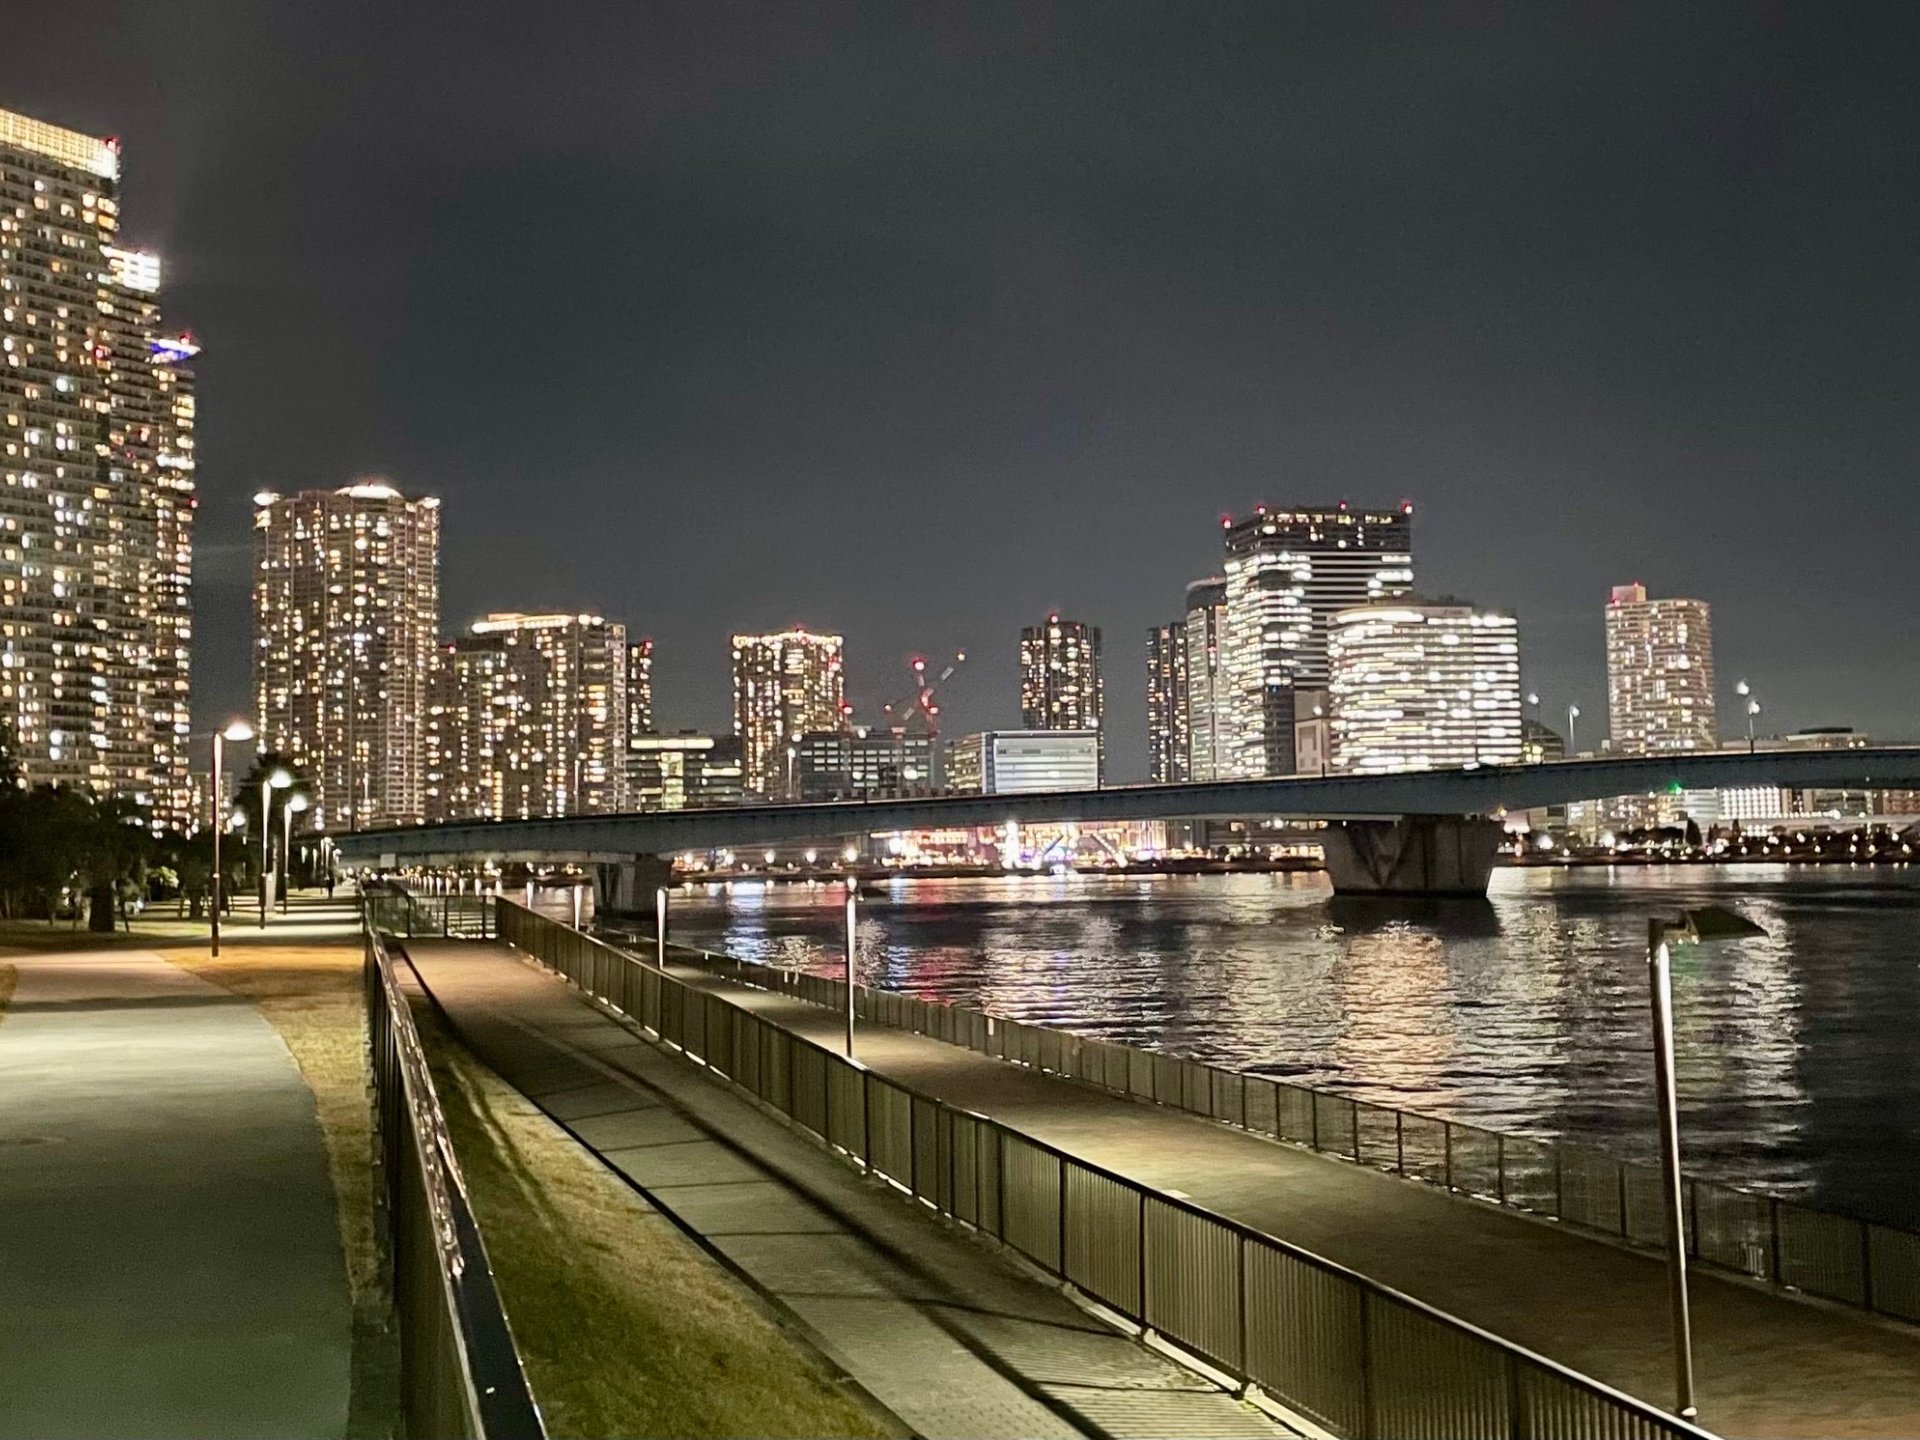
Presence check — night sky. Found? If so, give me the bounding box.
[7,4,1917,779]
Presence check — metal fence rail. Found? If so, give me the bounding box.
[365,910,543,1440]
[367,887,497,940]
[498,899,1706,1440]
[634,920,1920,1330]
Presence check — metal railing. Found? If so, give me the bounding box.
[366,888,497,940]
[636,926,1920,1329]
[365,910,543,1439]
[499,899,1706,1440]
[635,928,1920,1330]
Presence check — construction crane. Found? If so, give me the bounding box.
[880,650,966,736]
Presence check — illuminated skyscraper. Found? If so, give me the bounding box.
[1328,600,1522,773]
[1019,615,1104,777]
[425,612,628,821]
[1220,505,1413,776]
[627,636,654,735]
[731,628,846,798]
[1182,578,1231,781]
[252,481,440,831]
[627,731,744,811]
[0,107,197,823]
[1604,584,1716,754]
[1146,620,1188,783]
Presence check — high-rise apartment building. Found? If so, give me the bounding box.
[627,637,654,736]
[1182,578,1232,781]
[1,108,197,824]
[1220,504,1413,777]
[253,481,440,832]
[731,628,846,798]
[425,612,628,822]
[1328,600,1522,773]
[1146,620,1188,783]
[1604,584,1716,754]
[1019,615,1104,777]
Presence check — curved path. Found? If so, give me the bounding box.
[0,950,352,1438]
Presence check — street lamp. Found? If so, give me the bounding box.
[1736,681,1759,754]
[209,719,253,957]
[261,767,292,928]
[1568,704,1581,756]
[844,877,858,1056]
[280,792,308,914]
[1645,903,1767,1423]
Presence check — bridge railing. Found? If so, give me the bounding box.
[365,887,496,941]
[497,899,1707,1440]
[364,908,543,1439]
[631,924,1920,1330]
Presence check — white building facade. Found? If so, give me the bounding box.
[1328,600,1522,774]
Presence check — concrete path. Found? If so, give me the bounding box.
[403,941,1292,1440]
[622,943,1920,1440]
[0,950,352,1439]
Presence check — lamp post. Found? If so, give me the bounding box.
[655,885,667,969]
[261,767,292,928]
[844,878,858,1057]
[280,792,308,914]
[1567,704,1581,757]
[209,719,253,957]
[1645,904,1767,1423]
[1736,681,1759,754]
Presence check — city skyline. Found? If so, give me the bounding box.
[6,8,1915,784]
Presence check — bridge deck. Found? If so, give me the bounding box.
[579,939,1918,1439]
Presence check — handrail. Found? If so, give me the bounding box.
[633,924,1920,1329]
[365,908,544,1439]
[496,899,1710,1440]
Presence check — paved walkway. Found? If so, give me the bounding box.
[403,941,1292,1440]
[0,949,353,1438]
[589,939,1920,1440]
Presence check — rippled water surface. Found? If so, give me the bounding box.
[632,866,1920,1226]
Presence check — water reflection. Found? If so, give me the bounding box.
[642,865,1920,1227]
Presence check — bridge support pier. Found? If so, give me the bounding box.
[1320,815,1505,897]
[593,855,674,917]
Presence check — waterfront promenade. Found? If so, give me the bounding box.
[404,939,1292,1439]
[0,924,355,1438]
[482,930,1919,1440]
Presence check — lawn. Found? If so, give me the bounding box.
[412,999,898,1440]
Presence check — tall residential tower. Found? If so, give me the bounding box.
[1604,583,1716,754]
[1019,614,1105,778]
[1146,619,1188,783]
[731,628,845,798]
[252,481,441,831]
[1,107,197,824]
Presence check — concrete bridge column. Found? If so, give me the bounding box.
[1320,815,1505,897]
[593,855,674,917]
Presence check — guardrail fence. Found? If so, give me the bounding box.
[630,920,1920,1329]
[498,898,1705,1440]
[365,909,543,1439]
[366,888,496,940]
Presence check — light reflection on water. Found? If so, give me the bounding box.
[627,866,1920,1227]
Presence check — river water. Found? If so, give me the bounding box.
[635,866,1920,1228]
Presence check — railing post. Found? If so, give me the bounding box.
[1497,1133,1507,1205]
[1618,1162,1630,1238]
[1350,1104,1360,1163]
[1444,1122,1454,1191]
[1058,1154,1069,1283]
[1395,1110,1405,1175]
[1688,1178,1700,1258]
[1769,1195,1783,1283]
[1553,1146,1564,1220]
[1861,1223,1875,1312]
[1357,1288,1375,1439]
[1311,1094,1320,1152]
[1138,1188,1151,1338]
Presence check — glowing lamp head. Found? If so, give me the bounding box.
[221,718,254,742]
[268,768,294,789]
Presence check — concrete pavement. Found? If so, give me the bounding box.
[0,947,353,1438]
[628,942,1920,1440]
[403,940,1294,1440]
